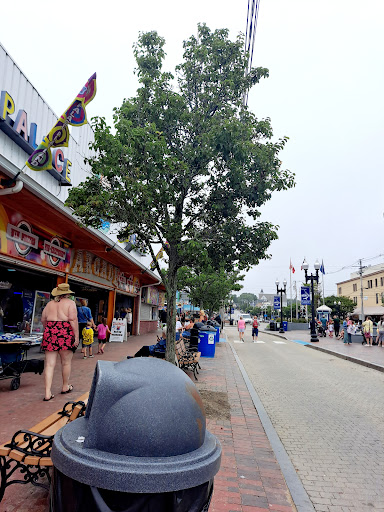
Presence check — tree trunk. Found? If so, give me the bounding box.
[165,265,177,364]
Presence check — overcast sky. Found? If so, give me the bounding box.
[1,0,383,300]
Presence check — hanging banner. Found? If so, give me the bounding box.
[26,73,97,172]
[301,286,311,305]
[273,296,280,310]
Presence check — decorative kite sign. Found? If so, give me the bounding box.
[26,73,96,172]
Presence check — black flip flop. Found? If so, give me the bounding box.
[61,385,73,394]
[43,395,54,401]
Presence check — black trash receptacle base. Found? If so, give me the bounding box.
[50,468,213,512]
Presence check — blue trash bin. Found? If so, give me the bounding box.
[282,321,288,332]
[198,326,217,357]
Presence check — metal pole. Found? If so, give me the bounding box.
[290,268,292,322]
[359,259,365,323]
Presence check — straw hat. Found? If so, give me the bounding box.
[51,283,74,297]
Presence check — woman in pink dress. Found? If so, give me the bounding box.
[238,316,246,342]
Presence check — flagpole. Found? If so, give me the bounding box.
[290,262,292,322]
[322,275,325,305]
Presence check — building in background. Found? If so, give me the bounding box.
[336,263,384,319]
[0,42,163,336]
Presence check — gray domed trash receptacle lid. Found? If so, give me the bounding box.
[51,358,221,497]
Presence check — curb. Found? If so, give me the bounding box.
[305,344,384,373]
[260,329,384,374]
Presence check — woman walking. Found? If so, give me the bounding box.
[376,316,384,347]
[126,308,133,337]
[362,316,374,346]
[41,283,79,401]
[238,316,246,342]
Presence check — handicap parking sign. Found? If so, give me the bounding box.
[301,286,311,305]
[273,295,281,310]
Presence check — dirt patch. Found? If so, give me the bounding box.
[199,389,231,421]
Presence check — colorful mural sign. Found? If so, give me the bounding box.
[70,250,140,294]
[0,205,71,272]
[146,286,159,305]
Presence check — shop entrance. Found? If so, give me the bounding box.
[68,280,110,326]
[0,262,56,334]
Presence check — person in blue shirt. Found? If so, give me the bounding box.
[320,316,327,330]
[77,299,96,354]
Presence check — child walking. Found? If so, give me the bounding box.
[97,317,111,354]
[82,321,94,358]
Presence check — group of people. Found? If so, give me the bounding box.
[318,314,384,347]
[237,315,259,342]
[40,283,113,402]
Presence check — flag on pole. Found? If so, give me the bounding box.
[26,73,97,172]
[289,259,295,274]
[149,242,170,270]
[320,260,325,274]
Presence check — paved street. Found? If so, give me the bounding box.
[227,325,384,511]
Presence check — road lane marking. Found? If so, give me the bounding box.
[272,341,286,344]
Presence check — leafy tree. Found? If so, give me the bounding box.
[324,295,355,319]
[178,266,242,315]
[66,25,294,362]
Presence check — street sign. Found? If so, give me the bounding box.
[301,286,311,305]
[273,295,281,310]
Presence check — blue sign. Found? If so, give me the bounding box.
[273,295,281,310]
[301,286,311,305]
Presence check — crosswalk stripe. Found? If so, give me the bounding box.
[254,340,265,344]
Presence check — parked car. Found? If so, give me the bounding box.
[241,314,252,324]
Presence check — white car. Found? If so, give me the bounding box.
[241,314,252,324]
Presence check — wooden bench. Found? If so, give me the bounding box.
[0,392,89,503]
[175,339,201,380]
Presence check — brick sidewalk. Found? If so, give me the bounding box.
[0,332,296,512]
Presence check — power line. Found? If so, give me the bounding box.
[244,0,261,106]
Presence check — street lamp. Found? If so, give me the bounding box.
[302,259,320,342]
[275,278,287,333]
[333,300,341,317]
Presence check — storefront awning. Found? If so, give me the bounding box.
[0,167,163,289]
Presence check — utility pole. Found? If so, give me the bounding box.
[358,259,365,323]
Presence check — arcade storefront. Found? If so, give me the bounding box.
[0,188,162,336]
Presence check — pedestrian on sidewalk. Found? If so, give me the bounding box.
[362,316,374,346]
[40,283,79,401]
[327,319,334,338]
[376,316,384,347]
[126,308,133,337]
[238,316,246,342]
[96,317,111,354]
[343,316,352,344]
[252,316,259,342]
[82,321,95,358]
[333,315,340,337]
